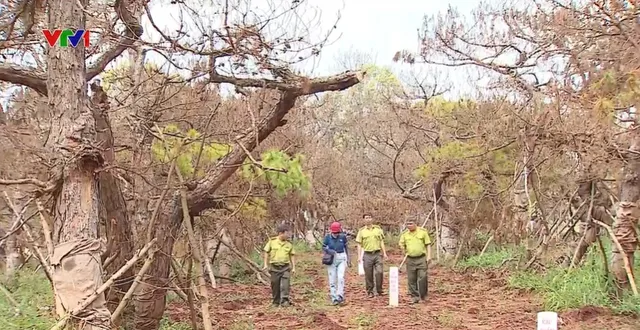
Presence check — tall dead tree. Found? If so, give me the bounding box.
[0,0,145,327]
[415,0,639,292]
[613,130,640,295]
[135,75,361,329]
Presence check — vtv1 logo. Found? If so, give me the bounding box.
[42,29,90,48]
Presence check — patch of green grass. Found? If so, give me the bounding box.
[0,271,55,330]
[228,249,263,284]
[384,233,401,252]
[227,316,256,330]
[436,311,462,327]
[159,317,192,330]
[457,245,523,270]
[292,239,317,253]
[473,230,492,243]
[349,312,377,329]
[0,271,196,330]
[507,244,640,314]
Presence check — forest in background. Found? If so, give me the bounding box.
[0,0,639,329]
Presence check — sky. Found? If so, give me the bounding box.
[135,0,486,98]
[275,0,474,74]
[0,0,489,108]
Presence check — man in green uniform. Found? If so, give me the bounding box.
[355,213,388,298]
[399,220,432,304]
[262,224,296,307]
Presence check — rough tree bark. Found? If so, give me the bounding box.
[134,73,361,330]
[433,176,457,259]
[205,228,232,282]
[0,0,144,327]
[570,179,613,266]
[89,83,135,312]
[3,229,23,279]
[302,208,321,245]
[612,130,640,296]
[45,0,112,328]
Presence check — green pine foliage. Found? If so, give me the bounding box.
[150,125,310,220]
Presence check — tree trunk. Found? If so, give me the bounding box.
[303,209,321,246]
[439,221,458,258]
[0,228,5,272]
[133,92,297,330]
[570,179,613,266]
[133,73,360,330]
[205,230,232,283]
[46,0,111,328]
[612,131,640,296]
[89,84,135,312]
[4,231,23,280]
[433,177,457,259]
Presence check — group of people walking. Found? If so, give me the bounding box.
[261,213,433,307]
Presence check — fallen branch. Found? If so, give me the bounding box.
[433,188,441,261]
[479,235,494,257]
[0,197,36,248]
[218,239,269,285]
[176,166,213,330]
[170,258,198,303]
[146,158,176,244]
[17,253,33,271]
[49,238,157,330]
[111,247,157,324]
[1,193,52,281]
[0,177,49,188]
[524,248,545,270]
[35,199,54,258]
[596,235,610,284]
[593,220,638,296]
[557,198,589,240]
[102,250,120,270]
[185,255,199,330]
[169,280,189,302]
[0,282,20,312]
[199,231,217,289]
[20,223,53,282]
[570,183,596,268]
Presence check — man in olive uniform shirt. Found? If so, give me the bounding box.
[262,224,296,306]
[356,213,388,298]
[399,220,432,304]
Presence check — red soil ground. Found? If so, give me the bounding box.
[165,255,638,329]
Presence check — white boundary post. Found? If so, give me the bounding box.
[389,266,399,307]
[537,311,558,330]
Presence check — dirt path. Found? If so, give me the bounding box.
[165,255,638,329]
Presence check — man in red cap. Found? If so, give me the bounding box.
[322,221,351,305]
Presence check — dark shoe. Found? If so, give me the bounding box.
[331,299,339,306]
[367,292,374,298]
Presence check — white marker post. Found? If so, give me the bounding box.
[537,311,558,330]
[358,261,365,276]
[388,266,399,307]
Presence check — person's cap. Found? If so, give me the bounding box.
[329,222,342,233]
